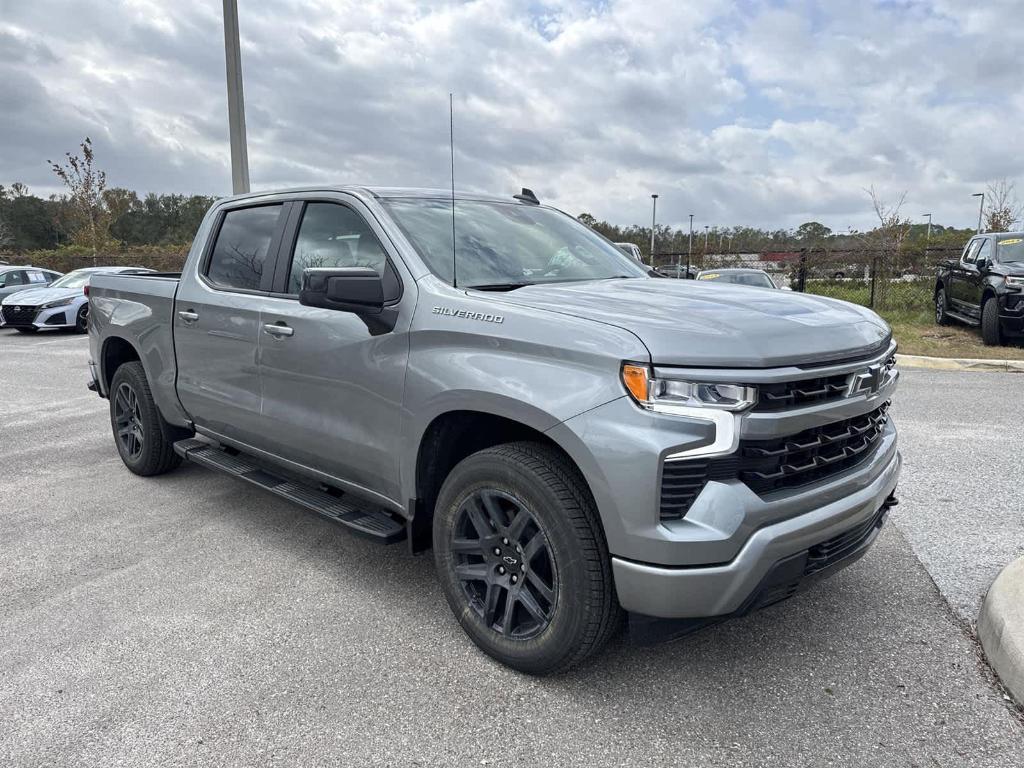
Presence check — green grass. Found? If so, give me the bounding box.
[800,279,1024,358]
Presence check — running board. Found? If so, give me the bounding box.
[946,310,980,326]
[173,438,406,544]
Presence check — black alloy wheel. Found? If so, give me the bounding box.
[113,381,145,461]
[452,488,558,639]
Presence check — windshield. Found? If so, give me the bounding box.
[997,237,1024,264]
[50,270,101,289]
[382,198,647,287]
[698,271,775,288]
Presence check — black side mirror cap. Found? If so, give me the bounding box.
[975,258,988,271]
[300,267,384,314]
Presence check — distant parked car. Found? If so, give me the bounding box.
[1,266,152,334]
[656,264,697,279]
[614,242,643,263]
[696,268,778,289]
[0,266,63,300]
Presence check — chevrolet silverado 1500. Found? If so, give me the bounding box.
[88,186,900,673]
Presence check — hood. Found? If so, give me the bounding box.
[1,286,81,306]
[481,278,891,368]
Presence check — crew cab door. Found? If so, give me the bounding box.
[255,195,413,506]
[964,238,992,310]
[173,201,289,444]
[949,238,982,311]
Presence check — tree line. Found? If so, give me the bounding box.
[1,137,1020,268]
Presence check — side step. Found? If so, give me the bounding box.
[945,310,980,326]
[174,438,406,544]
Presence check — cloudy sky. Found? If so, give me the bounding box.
[1,0,1021,231]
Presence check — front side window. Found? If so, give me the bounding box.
[286,203,388,295]
[5,270,27,286]
[206,205,283,291]
[382,198,647,287]
[963,240,982,264]
[975,239,992,264]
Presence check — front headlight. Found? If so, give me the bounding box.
[41,297,74,309]
[1005,275,1024,288]
[621,364,757,414]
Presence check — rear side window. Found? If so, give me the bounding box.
[206,205,284,291]
[28,271,47,284]
[286,203,388,294]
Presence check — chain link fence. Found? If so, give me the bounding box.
[653,246,963,315]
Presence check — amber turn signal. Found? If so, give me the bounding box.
[621,364,650,402]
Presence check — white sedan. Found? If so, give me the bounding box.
[0,266,152,334]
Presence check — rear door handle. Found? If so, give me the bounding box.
[263,323,294,338]
[178,310,199,322]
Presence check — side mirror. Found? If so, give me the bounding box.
[975,257,988,271]
[300,267,384,314]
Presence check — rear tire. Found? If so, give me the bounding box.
[433,442,621,674]
[981,297,1002,346]
[109,361,182,476]
[935,287,951,326]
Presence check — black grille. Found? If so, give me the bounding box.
[732,403,890,495]
[1,305,39,325]
[659,402,891,522]
[753,372,850,411]
[751,353,897,412]
[805,502,888,575]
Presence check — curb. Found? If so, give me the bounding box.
[978,557,1024,706]
[896,353,1024,372]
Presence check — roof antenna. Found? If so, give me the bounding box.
[449,92,458,289]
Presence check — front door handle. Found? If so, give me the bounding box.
[178,310,199,323]
[263,323,294,338]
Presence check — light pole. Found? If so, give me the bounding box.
[704,225,709,254]
[650,194,658,267]
[687,214,694,278]
[223,0,250,194]
[972,192,985,233]
[922,213,932,244]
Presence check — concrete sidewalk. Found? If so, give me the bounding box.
[897,353,1024,372]
[979,558,1024,707]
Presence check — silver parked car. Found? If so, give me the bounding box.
[696,267,779,289]
[0,266,63,299]
[1,266,151,333]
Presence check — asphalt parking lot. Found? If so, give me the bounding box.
[1,329,1022,767]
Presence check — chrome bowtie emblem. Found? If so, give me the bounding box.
[502,555,518,566]
[847,363,884,397]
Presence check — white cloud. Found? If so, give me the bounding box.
[0,0,1021,231]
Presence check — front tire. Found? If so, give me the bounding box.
[109,361,182,476]
[75,303,89,333]
[981,297,1002,346]
[935,287,951,326]
[433,442,621,674]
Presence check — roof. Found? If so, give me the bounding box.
[219,185,526,205]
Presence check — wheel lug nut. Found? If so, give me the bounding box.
[493,547,501,556]
[502,538,509,546]
[511,575,518,584]
[498,566,506,575]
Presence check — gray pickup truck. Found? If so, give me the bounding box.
[88,186,900,673]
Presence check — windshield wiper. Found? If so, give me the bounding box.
[466,282,535,291]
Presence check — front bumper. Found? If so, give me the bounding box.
[0,304,74,329]
[612,450,900,618]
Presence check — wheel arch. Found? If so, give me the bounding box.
[409,407,596,552]
[100,335,142,391]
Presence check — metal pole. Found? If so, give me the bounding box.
[922,213,932,244]
[650,194,658,267]
[223,0,250,194]
[973,193,984,233]
[687,214,694,278]
[704,225,709,253]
